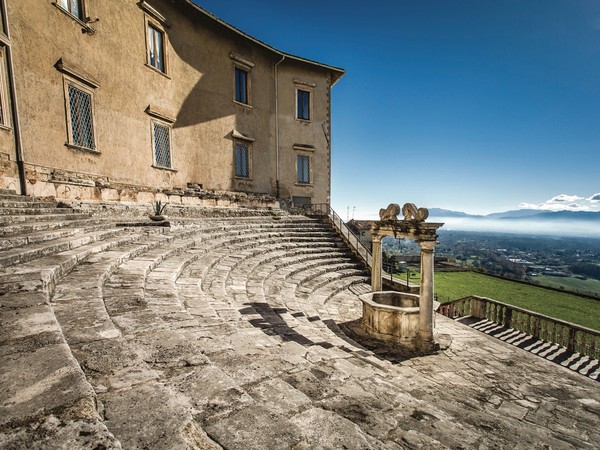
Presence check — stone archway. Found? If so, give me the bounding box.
[369,203,443,352]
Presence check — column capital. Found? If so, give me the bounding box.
[418,240,437,252]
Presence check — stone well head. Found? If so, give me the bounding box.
[359,291,421,347]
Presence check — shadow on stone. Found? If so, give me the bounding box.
[240,303,317,348]
[340,319,451,364]
[455,316,600,381]
[239,302,452,365]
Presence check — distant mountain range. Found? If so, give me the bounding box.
[429,208,600,221]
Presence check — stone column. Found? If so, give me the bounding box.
[371,233,382,292]
[418,240,436,351]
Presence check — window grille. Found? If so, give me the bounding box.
[297,155,310,184]
[148,24,165,72]
[297,89,310,120]
[58,0,83,20]
[153,123,171,168]
[68,84,95,150]
[235,142,249,177]
[235,67,248,104]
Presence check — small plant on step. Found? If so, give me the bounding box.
[149,200,167,221]
[153,200,167,216]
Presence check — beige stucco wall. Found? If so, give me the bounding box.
[277,60,332,205]
[5,0,341,205]
[0,15,18,192]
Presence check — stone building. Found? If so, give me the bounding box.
[0,0,344,206]
[346,219,373,251]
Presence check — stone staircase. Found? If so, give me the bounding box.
[2,192,600,450]
[0,192,380,449]
[456,316,600,381]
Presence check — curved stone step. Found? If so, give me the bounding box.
[0,228,172,300]
[2,215,394,448]
[0,207,80,216]
[0,212,93,227]
[0,228,134,268]
[0,200,58,209]
[47,229,221,448]
[0,221,122,251]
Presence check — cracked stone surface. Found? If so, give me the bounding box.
[1,211,599,449]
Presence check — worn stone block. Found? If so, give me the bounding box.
[0,344,96,428]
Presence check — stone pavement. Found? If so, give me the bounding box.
[0,200,599,449]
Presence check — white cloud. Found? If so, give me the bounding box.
[588,193,600,203]
[519,193,600,212]
[549,194,583,203]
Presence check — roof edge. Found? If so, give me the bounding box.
[181,0,345,85]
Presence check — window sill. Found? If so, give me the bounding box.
[52,3,95,34]
[145,63,171,79]
[152,164,177,172]
[295,118,312,124]
[0,124,12,132]
[233,100,253,109]
[295,182,313,187]
[234,176,252,181]
[65,143,100,154]
[0,32,10,46]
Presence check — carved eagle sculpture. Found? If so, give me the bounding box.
[402,203,429,222]
[379,203,400,221]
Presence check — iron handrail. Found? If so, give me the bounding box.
[309,203,372,268]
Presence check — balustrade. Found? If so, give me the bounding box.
[439,295,600,360]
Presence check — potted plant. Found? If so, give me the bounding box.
[149,200,167,221]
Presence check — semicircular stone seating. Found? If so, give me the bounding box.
[2,190,599,450]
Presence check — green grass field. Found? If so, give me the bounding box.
[533,275,600,297]
[432,271,600,331]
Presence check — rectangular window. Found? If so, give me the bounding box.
[153,122,171,168]
[0,3,5,35]
[57,0,83,20]
[235,142,250,178]
[234,67,248,104]
[67,84,95,150]
[297,155,311,184]
[297,89,310,120]
[0,48,8,127]
[147,23,165,72]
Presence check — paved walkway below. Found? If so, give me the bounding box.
[1,210,599,449]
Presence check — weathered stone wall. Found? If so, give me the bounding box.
[0,154,19,192]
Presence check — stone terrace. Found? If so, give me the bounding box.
[0,191,599,449]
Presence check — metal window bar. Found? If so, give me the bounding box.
[68,85,95,150]
[153,123,171,168]
[297,155,310,184]
[235,143,249,177]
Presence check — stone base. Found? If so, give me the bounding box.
[359,291,420,349]
[16,163,279,210]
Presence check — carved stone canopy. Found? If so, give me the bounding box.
[368,203,444,352]
[372,203,443,243]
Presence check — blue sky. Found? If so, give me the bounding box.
[193,0,600,218]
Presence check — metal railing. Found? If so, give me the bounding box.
[439,295,600,360]
[308,203,372,268]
